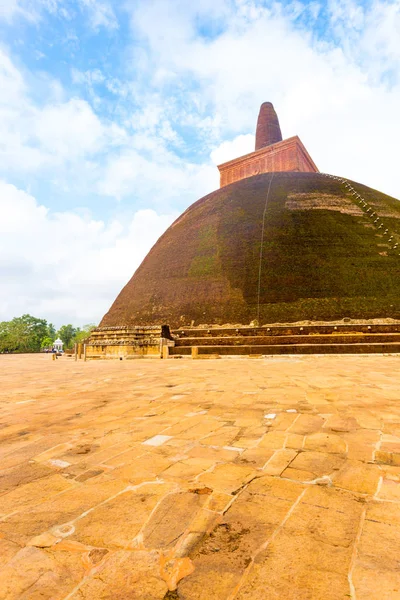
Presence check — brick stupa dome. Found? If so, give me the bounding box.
[101,106,400,328]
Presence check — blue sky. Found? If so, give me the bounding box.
[1,0,400,326]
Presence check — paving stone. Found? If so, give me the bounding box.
[72,485,172,549]
[111,451,172,475]
[235,487,361,599]
[352,566,400,600]
[286,450,344,479]
[366,500,400,527]
[246,475,304,501]
[267,412,298,431]
[301,485,364,512]
[324,415,359,432]
[0,478,127,545]
[282,467,317,481]
[162,459,212,480]
[143,492,208,549]
[197,463,256,494]
[0,545,86,600]
[377,478,400,500]
[285,500,361,550]
[101,445,146,466]
[187,507,220,534]
[32,442,75,463]
[0,474,76,517]
[258,431,286,450]
[303,432,347,454]
[236,447,274,468]
[375,447,400,466]
[285,433,304,449]
[356,518,400,572]
[0,538,21,569]
[236,543,351,600]
[288,414,325,435]
[179,484,295,600]
[200,426,241,447]
[332,459,381,494]
[205,491,232,512]
[262,449,297,475]
[186,445,238,462]
[0,462,55,494]
[2,354,400,599]
[68,550,168,599]
[142,434,173,447]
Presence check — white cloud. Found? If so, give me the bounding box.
[128,0,400,199]
[211,134,255,166]
[98,146,218,205]
[0,0,37,21]
[0,0,117,27]
[78,0,118,30]
[0,180,177,326]
[0,49,216,210]
[0,50,100,171]
[33,98,105,159]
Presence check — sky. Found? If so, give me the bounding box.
[1,0,400,327]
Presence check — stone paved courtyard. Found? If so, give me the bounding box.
[0,354,399,599]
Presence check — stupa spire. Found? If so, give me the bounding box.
[255,102,283,150]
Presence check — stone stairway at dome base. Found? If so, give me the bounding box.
[169,322,400,357]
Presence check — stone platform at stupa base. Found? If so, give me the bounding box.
[86,322,400,359]
[85,325,174,359]
[1,354,400,599]
[170,322,400,357]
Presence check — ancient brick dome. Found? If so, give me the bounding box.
[101,171,400,328]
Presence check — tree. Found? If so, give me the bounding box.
[72,323,96,346]
[0,315,49,353]
[57,324,77,349]
[47,323,56,340]
[41,336,54,350]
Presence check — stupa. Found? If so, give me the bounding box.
[87,103,400,358]
[218,102,318,187]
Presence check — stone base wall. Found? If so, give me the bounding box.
[86,325,174,359]
[218,136,318,188]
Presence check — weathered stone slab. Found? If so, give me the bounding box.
[72,484,172,549]
[285,450,344,479]
[179,479,297,600]
[68,550,168,599]
[162,458,213,481]
[323,415,359,432]
[236,447,274,468]
[0,478,127,545]
[2,353,400,599]
[0,545,86,600]
[288,415,325,435]
[263,449,297,475]
[352,566,400,600]
[332,460,381,494]
[303,432,347,454]
[143,492,207,550]
[0,462,55,494]
[235,490,361,599]
[258,431,286,449]
[197,463,255,494]
[0,474,76,517]
[377,478,400,501]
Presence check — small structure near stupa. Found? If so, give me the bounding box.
[53,338,63,352]
[218,102,318,187]
[86,102,400,359]
[86,325,173,360]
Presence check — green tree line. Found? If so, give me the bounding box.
[0,314,96,353]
